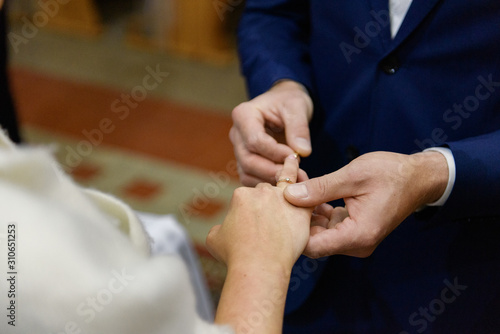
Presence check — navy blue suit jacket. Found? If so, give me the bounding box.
[238,1,500,333]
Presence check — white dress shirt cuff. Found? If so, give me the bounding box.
[423,147,456,206]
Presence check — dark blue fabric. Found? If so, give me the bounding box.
[238,0,500,332]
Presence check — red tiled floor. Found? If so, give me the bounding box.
[122,179,163,200]
[182,198,225,220]
[69,163,101,181]
[10,67,237,177]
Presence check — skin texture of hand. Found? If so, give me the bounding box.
[230,80,313,186]
[207,155,313,334]
[284,151,449,258]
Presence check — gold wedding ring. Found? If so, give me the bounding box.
[277,178,293,184]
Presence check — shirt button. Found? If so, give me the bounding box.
[380,55,400,74]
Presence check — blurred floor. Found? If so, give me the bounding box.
[7,3,248,306]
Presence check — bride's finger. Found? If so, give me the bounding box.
[276,154,300,190]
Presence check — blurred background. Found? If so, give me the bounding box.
[5,0,248,307]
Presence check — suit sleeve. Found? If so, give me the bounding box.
[443,129,500,220]
[238,0,312,98]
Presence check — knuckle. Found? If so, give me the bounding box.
[344,161,364,180]
[228,126,237,143]
[205,226,219,247]
[232,187,247,200]
[238,155,255,173]
[231,103,249,122]
[343,162,372,188]
[255,182,269,190]
[246,133,262,152]
[232,187,256,204]
[206,226,216,239]
[286,93,313,117]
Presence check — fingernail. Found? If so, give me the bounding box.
[295,137,311,153]
[286,184,309,199]
[286,153,299,160]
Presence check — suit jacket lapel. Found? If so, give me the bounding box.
[387,0,442,54]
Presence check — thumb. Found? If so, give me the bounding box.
[280,89,313,157]
[284,110,312,157]
[284,170,353,207]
